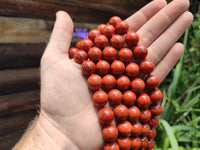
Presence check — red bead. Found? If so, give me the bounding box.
[131,122,142,136]
[74,50,88,64]
[131,78,145,93]
[122,90,137,106]
[69,47,78,59]
[148,117,159,128]
[149,104,163,116]
[137,93,151,109]
[114,104,129,121]
[97,24,106,34]
[140,60,155,74]
[94,35,109,48]
[88,47,102,61]
[81,60,96,76]
[117,137,131,150]
[110,35,124,49]
[147,128,156,139]
[88,29,101,41]
[108,89,123,105]
[102,125,118,142]
[111,60,125,75]
[141,136,148,148]
[146,75,159,89]
[87,74,102,90]
[79,39,93,51]
[125,63,140,78]
[133,45,148,59]
[96,60,110,75]
[98,107,114,125]
[115,21,129,34]
[102,74,116,90]
[117,121,132,137]
[131,137,141,150]
[104,142,119,150]
[103,25,115,38]
[125,32,139,47]
[141,123,151,136]
[140,109,152,123]
[109,16,122,27]
[103,47,117,61]
[146,139,155,150]
[149,89,163,104]
[116,76,130,91]
[76,40,82,49]
[92,91,108,107]
[128,106,141,122]
[118,48,133,63]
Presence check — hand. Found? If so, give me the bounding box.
[38,0,193,149]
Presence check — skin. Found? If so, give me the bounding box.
[12,0,193,150]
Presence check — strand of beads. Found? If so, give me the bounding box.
[69,16,163,150]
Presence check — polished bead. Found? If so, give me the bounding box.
[87,74,102,90]
[69,47,78,59]
[114,104,129,121]
[131,78,145,93]
[102,125,118,142]
[122,90,137,106]
[116,76,130,91]
[117,137,131,150]
[128,106,141,122]
[117,120,132,137]
[81,60,96,76]
[149,89,163,104]
[147,128,156,139]
[103,25,115,38]
[141,123,151,136]
[146,75,159,89]
[97,24,106,34]
[115,21,129,34]
[92,91,108,107]
[111,60,125,75]
[125,63,140,78]
[131,137,141,150]
[98,107,114,125]
[108,89,123,105]
[148,117,159,128]
[131,121,142,136]
[96,60,110,75]
[137,93,151,109]
[109,16,122,27]
[79,39,93,51]
[140,60,155,74]
[102,74,116,90]
[104,142,120,150]
[149,104,162,116]
[146,139,155,150]
[125,32,139,47]
[88,29,101,41]
[140,109,152,123]
[94,35,109,48]
[88,47,102,61]
[76,40,82,49]
[74,50,88,64]
[133,45,148,59]
[103,47,117,61]
[118,48,133,63]
[141,136,148,148]
[110,35,124,49]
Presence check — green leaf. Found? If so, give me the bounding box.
[171,125,199,132]
[182,94,200,109]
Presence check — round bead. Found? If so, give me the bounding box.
[103,47,117,61]
[141,123,151,136]
[149,89,163,103]
[110,35,124,49]
[104,142,119,150]
[131,122,142,136]
[98,107,114,125]
[81,60,96,76]
[125,63,140,78]
[94,35,109,49]
[88,47,102,61]
[96,60,110,75]
[141,136,148,148]
[102,25,115,38]
[79,39,93,51]
[87,74,102,90]
[76,40,82,49]
[92,91,108,107]
[115,21,129,34]
[131,78,145,93]
[148,117,159,128]
[111,60,125,75]
[147,128,156,139]
[88,29,101,41]
[117,137,131,150]
[117,121,132,137]
[102,74,116,90]
[122,90,137,106]
[140,60,155,74]
[69,47,78,59]
[114,104,129,121]
[146,139,155,150]
[108,89,123,105]
[109,16,122,27]
[140,109,152,123]
[125,32,139,47]
[137,93,151,109]
[74,50,88,64]
[118,48,133,63]
[133,45,148,59]
[131,137,141,150]
[149,104,163,116]
[128,106,141,122]
[97,24,106,34]
[116,76,130,91]
[146,75,159,89]
[102,125,118,142]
